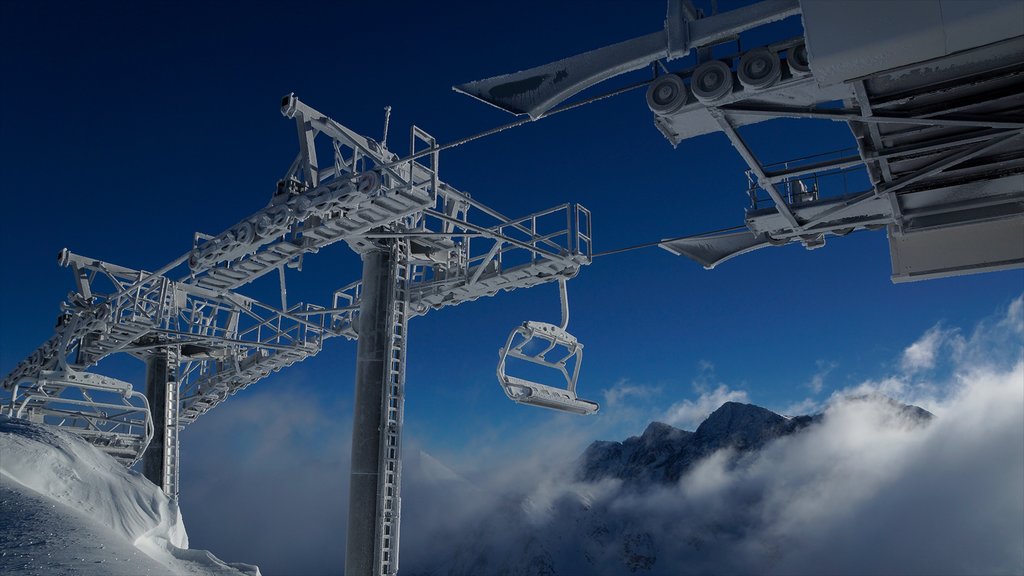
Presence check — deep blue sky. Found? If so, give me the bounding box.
[2,1,1022,572]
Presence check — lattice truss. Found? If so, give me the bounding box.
[1,95,593,464]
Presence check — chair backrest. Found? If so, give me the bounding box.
[496,321,599,416]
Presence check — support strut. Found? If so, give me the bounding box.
[142,346,181,500]
[346,240,409,575]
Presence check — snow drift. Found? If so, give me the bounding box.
[0,415,259,576]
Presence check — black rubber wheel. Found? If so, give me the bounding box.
[646,74,689,116]
[691,60,734,103]
[787,43,810,74]
[738,48,781,90]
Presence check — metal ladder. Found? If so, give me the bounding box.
[164,345,181,501]
[375,239,409,575]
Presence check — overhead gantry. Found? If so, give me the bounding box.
[456,0,1024,282]
[7,1,1021,574]
[2,94,596,575]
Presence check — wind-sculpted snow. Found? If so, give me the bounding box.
[0,416,187,549]
[0,415,260,576]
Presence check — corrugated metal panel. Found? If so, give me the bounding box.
[888,214,1024,282]
[802,0,1024,86]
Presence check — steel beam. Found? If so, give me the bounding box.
[142,347,180,499]
[712,110,800,228]
[878,131,1023,196]
[721,103,1024,130]
[346,245,401,576]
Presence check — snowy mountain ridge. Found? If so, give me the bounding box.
[577,402,819,485]
[406,397,937,576]
[577,398,932,487]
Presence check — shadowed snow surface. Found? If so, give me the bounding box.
[0,415,259,576]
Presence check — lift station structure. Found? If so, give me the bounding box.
[3,0,1023,575]
[2,93,596,574]
[458,0,1023,280]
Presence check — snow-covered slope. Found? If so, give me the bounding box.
[0,415,259,576]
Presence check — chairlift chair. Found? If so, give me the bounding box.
[496,279,599,415]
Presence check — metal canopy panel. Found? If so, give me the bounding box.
[801,0,1024,87]
[453,0,801,118]
[659,231,773,269]
[888,215,1024,282]
[454,32,667,119]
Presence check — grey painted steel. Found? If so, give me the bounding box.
[142,353,167,491]
[0,96,593,576]
[142,348,179,499]
[889,215,1024,282]
[346,246,403,576]
[1,97,592,484]
[453,0,800,118]
[496,280,599,416]
[801,0,1024,87]
[660,230,773,269]
[711,110,800,229]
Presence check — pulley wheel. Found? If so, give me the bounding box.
[738,48,781,90]
[254,214,273,238]
[691,60,734,103]
[646,74,688,116]
[787,43,810,74]
[357,170,381,194]
[232,221,255,245]
[270,206,290,228]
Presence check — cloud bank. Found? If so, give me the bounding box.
[178,386,351,576]
[396,296,1024,575]
[176,296,1023,575]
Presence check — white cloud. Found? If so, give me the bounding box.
[778,396,822,416]
[900,324,964,374]
[412,360,1022,575]
[999,294,1023,335]
[601,379,660,408]
[653,362,750,430]
[177,295,1024,575]
[806,359,837,394]
[662,384,749,430]
[179,383,351,576]
[394,294,1024,575]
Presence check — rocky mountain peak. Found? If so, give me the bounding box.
[576,397,931,486]
[578,402,820,485]
[694,401,797,451]
[638,421,688,444]
[840,394,934,425]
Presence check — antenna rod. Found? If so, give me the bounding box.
[382,106,392,149]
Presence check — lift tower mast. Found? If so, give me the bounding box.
[347,241,409,575]
[3,94,597,575]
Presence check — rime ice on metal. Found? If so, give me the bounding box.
[2,90,595,575]
[459,0,1023,281]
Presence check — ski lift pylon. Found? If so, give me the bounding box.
[496,279,599,415]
